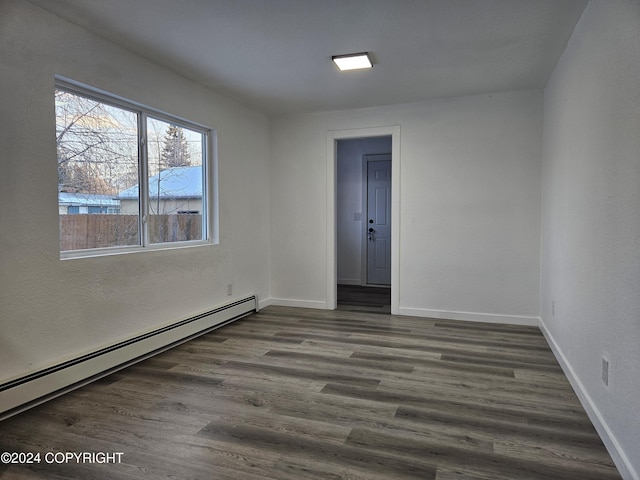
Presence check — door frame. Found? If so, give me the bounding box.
[362,154,392,286]
[326,125,400,314]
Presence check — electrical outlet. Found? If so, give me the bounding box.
[354,212,362,221]
[602,357,609,386]
[227,284,233,296]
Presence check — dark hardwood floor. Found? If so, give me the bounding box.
[0,306,621,479]
[337,284,391,313]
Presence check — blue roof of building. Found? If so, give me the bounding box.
[119,165,202,199]
[58,192,120,206]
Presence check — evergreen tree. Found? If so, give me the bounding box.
[160,125,191,169]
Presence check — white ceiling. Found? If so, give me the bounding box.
[30,0,588,116]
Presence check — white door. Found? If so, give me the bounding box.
[366,159,391,285]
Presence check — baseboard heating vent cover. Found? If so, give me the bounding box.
[0,295,256,420]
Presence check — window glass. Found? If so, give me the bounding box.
[146,117,205,243]
[55,81,211,257]
[56,89,139,251]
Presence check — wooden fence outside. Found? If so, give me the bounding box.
[60,214,202,251]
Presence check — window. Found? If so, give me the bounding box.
[56,79,213,257]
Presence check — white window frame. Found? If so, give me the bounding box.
[56,77,217,259]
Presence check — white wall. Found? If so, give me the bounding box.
[540,1,640,478]
[337,136,392,285]
[270,90,542,322]
[0,0,270,383]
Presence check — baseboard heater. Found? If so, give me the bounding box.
[0,295,257,421]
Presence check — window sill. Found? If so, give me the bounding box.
[60,240,215,260]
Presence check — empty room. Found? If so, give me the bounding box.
[0,1,638,479]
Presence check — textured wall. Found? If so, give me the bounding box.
[270,90,542,322]
[541,1,640,477]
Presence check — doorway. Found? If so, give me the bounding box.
[332,131,397,313]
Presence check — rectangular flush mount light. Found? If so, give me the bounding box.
[332,52,373,71]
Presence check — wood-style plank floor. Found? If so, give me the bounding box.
[0,306,621,479]
[337,284,391,314]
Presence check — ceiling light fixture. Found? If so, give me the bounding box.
[332,52,373,71]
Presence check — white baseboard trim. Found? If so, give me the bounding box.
[257,297,274,310]
[398,307,539,326]
[539,317,638,480]
[267,297,329,310]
